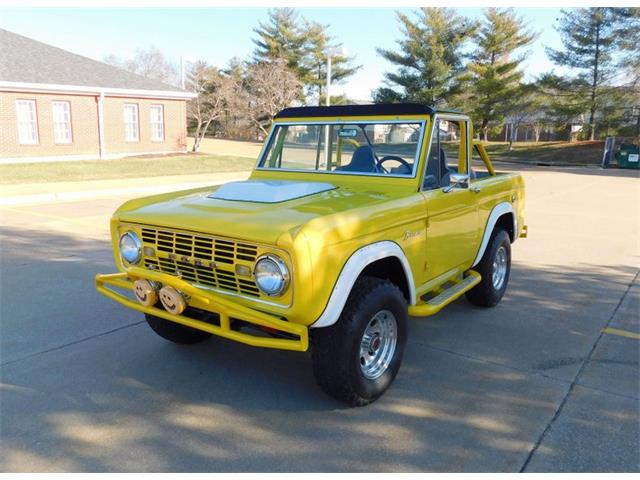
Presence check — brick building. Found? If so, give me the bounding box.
[0,29,195,162]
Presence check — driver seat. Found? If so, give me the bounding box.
[440,148,452,186]
[336,145,377,173]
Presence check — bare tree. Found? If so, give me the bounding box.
[503,84,544,150]
[532,120,545,142]
[187,61,234,152]
[103,47,179,86]
[244,60,302,137]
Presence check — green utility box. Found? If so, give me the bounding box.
[616,143,640,169]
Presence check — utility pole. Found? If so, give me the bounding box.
[181,57,185,89]
[326,55,332,106]
[322,47,344,167]
[325,46,344,106]
[181,56,194,90]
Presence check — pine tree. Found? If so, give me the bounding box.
[537,73,587,141]
[252,8,359,104]
[463,8,536,141]
[375,8,477,106]
[252,8,309,80]
[547,8,624,140]
[305,21,360,105]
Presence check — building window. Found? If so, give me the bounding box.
[16,100,39,145]
[52,101,72,144]
[150,105,164,141]
[124,103,139,142]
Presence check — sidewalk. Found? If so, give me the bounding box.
[0,171,251,206]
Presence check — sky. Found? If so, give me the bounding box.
[0,7,568,100]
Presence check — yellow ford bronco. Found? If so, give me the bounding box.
[97,103,526,406]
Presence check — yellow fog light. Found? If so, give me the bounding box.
[133,279,159,306]
[159,286,187,315]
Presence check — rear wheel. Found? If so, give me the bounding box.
[311,276,408,406]
[145,313,212,344]
[466,228,511,307]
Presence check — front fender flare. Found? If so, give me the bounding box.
[310,241,416,328]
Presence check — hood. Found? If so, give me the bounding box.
[208,180,336,203]
[114,179,405,245]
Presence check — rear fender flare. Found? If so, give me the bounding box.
[472,202,516,267]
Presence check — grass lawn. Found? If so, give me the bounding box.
[186,136,263,157]
[0,139,609,186]
[484,140,605,165]
[0,153,256,185]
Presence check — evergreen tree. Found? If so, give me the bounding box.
[537,73,587,141]
[305,21,360,105]
[252,8,309,81]
[547,8,625,140]
[608,7,640,138]
[463,8,536,141]
[252,8,359,104]
[616,7,640,75]
[375,8,477,105]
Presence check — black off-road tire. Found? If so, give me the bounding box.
[311,276,408,406]
[466,228,511,307]
[145,313,212,344]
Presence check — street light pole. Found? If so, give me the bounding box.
[326,55,332,106]
[181,56,186,89]
[181,56,194,90]
[323,47,343,168]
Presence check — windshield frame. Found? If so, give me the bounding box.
[255,119,427,179]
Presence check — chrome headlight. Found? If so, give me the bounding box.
[254,254,290,296]
[119,231,142,265]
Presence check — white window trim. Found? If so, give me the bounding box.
[16,99,39,145]
[124,103,140,142]
[150,104,165,142]
[52,101,73,144]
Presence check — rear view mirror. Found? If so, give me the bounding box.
[444,173,469,193]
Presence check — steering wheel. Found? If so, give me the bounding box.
[376,155,412,174]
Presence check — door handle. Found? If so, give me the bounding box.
[470,185,481,193]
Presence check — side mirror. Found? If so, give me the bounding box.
[443,173,470,193]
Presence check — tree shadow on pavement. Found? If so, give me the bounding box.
[0,225,638,472]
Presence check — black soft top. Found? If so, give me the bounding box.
[275,103,460,119]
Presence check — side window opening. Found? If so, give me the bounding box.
[471,144,490,180]
[423,119,464,190]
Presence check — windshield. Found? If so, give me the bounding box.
[258,121,424,177]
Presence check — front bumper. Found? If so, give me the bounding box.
[95,266,308,352]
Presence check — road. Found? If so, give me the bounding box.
[1,166,638,472]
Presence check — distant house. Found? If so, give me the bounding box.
[0,29,195,162]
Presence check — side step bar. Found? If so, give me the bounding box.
[408,270,481,317]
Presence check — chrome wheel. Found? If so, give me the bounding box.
[359,309,397,380]
[492,246,508,290]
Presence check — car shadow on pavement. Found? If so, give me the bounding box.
[1,225,638,472]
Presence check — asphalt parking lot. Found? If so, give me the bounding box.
[1,165,638,472]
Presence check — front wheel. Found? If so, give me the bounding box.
[145,313,212,344]
[311,276,408,406]
[466,228,511,307]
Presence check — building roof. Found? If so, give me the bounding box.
[0,28,191,97]
[274,103,462,119]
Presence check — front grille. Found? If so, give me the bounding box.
[141,227,258,264]
[140,227,260,297]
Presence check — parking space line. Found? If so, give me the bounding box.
[601,327,640,340]
[0,205,101,228]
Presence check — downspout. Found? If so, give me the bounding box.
[97,91,106,159]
